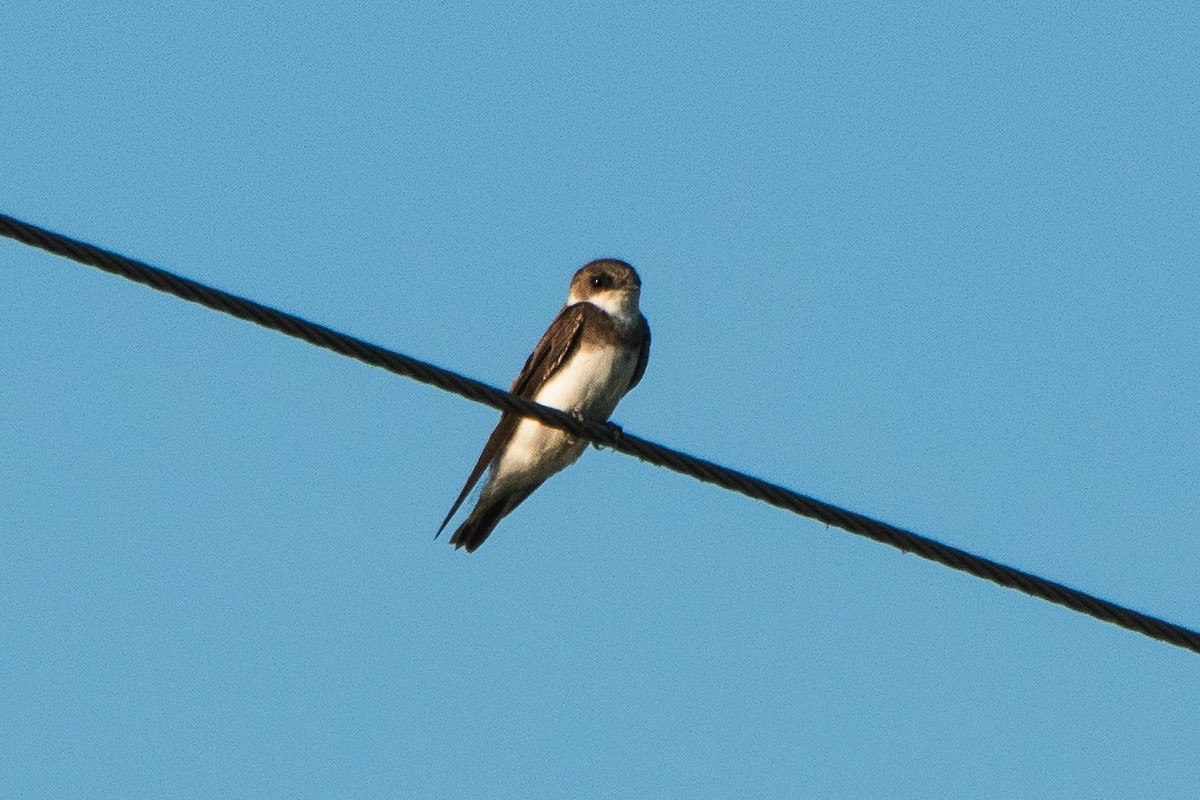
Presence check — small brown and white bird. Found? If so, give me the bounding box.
[437,259,651,552]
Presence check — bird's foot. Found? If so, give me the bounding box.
[563,410,587,446]
[592,421,624,450]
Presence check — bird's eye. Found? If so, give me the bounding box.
[590,274,611,289]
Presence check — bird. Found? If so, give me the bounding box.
[437,259,651,552]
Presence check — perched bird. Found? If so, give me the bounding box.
[437,259,651,552]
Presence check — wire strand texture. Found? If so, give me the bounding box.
[4,211,1198,655]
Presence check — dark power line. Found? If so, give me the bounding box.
[4,211,1198,655]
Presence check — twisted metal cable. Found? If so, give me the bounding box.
[3,211,1197,655]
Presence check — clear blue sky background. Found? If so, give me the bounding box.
[3,3,1198,797]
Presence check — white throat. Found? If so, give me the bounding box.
[570,290,641,326]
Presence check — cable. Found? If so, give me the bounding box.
[4,211,1198,655]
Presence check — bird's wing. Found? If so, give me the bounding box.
[436,303,590,535]
[626,316,651,393]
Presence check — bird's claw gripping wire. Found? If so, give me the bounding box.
[564,410,621,449]
[591,420,624,450]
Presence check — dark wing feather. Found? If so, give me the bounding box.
[626,316,651,393]
[436,304,589,536]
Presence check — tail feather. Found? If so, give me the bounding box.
[447,481,544,553]
[448,496,509,553]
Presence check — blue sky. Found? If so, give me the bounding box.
[3,2,1198,797]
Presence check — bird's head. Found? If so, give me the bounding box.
[567,259,642,322]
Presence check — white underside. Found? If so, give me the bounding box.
[482,341,638,501]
